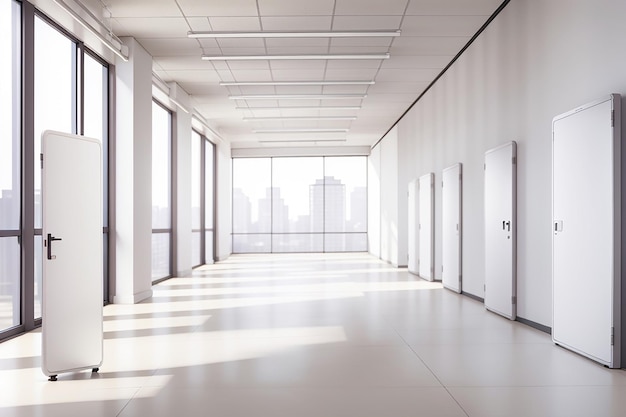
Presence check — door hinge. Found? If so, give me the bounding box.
[40,153,44,169]
[512,156,516,165]
[611,327,615,346]
[512,295,517,305]
[611,110,615,127]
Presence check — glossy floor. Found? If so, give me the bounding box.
[1,253,626,416]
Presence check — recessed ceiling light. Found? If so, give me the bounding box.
[253,128,349,133]
[243,116,357,121]
[220,81,375,86]
[235,106,362,110]
[189,30,401,38]
[229,94,367,100]
[202,54,389,61]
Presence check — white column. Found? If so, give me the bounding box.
[113,38,153,304]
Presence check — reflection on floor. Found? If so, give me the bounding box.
[1,253,626,417]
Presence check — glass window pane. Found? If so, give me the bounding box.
[34,235,42,319]
[83,53,108,227]
[191,131,201,230]
[152,101,171,230]
[272,157,324,233]
[192,231,201,267]
[233,234,271,253]
[0,1,21,231]
[34,16,76,229]
[272,234,323,253]
[151,233,170,282]
[0,237,20,331]
[205,140,214,229]
[205,231,213,264]
[324,233,368,252]
[324,157,367,233]
[232,158,271,233]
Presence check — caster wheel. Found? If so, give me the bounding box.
[92,368,99,373]
[48,375,57,382]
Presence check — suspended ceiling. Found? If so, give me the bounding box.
[97,0,505,148]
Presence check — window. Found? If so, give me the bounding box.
[204,138,215,263]
[191,131,202,267]
[0,0,20,333]
[232,156,367,253]
[151,101,172,282]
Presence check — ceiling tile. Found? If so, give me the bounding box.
[334,0,409,15]
[325,59,381,69]
[154,55,216,70]
[208,17,262,31]
[269,60,327,70]
[178,0,259,17]
[390,36,470,55]
[187,17,212,32]
[113,17,190,38]
[265,38,330,48]
[380,55,453,69]
[105,0,182,18]
[216,38,266,48]
[375,68,441,82]
[324,68,379,80]
[258,0,335,16]
[228,85,276,94]
[328,46,390,54]
[401,15,490,37]
[405,0,502,16]
[330,37,393,47]
[231,69,274,81]
[158,69,224,84]
[218,47,268,55]
[137,38,201,56]
[261,16,332,30]
[320,85,370,94]
[331,15,402,30]
[274,86,323,94]
[224,60,271,70]
[265,47,329,55]
[368,81,430,93]
[270,69,327,81]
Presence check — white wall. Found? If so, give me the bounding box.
[376,0,626,328]
[215,141,232,261]
[367,146,381,258]
[113,38,153,304]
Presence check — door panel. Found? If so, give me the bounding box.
[484,142,516,320]
[442,164,462,293]
[407,179,419,275]
[42,131,103,377]
[552,95,621,368]
[418,173,434,281]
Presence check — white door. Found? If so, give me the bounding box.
[442,164,462,293]
[42,131,103,378]
[484,142,516,320]
[418,173,434,281]
[407,179,419,275]
[553,95,621,368]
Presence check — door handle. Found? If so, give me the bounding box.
[47,233,62,260]
[502,221,511,232]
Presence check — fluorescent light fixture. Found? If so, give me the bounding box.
[259,139,347,143]
[236,106,362,111]
[202,53,389,61]
[243,116,356,121]
[230,94,367,100]
[220,81,375,86]
[52,0,128,61]
[253,129,349,133]
[189,30,401,38]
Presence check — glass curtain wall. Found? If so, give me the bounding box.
[151,101,172,282]
[1,5,111,341]
[204,138,215,263]
[0,0,21,333]
[191,131,202,267]
[232,156,367,253]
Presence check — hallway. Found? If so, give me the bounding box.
[1,253,626,416]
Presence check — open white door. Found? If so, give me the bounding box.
[552,95,621,368]
[407,179,419,275]
[484,142,517,320]
[442,164,462,293]
[418,173,434,281]
[41,131,103,380]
